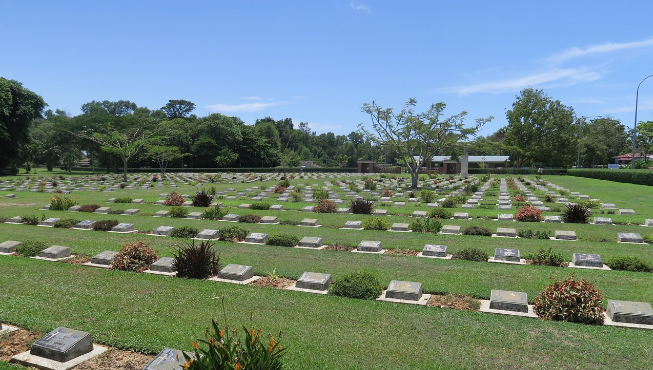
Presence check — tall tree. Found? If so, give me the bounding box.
[580,117,628,167]
[361,98,491,188]
[161,99,196,119]
[637,121,653,163]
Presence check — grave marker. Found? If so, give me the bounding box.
[111,223,135,233]
[422,244,447,257]
[298,237,322,248]
[618,233,644,243]
[218,264,254,281]
[295,272,332,291]
[493,248,520,262]
[90,251,118,265]
[357,240,382,252]
[29,327,94,362]
[38,246,71,259]
[0,240,21,253]
[572,253,604,268]
[489,290,528,312]
[385,280,422,301]
[606,300,653,325]
[143,348,188,370]
[245,233,268,244]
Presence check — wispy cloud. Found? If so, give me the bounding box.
[240,96,263,101]
[306,122,343,133]
[206,101,284,113]
[349,1,370,13]
[548,37,653,64]
[604,98,653,114]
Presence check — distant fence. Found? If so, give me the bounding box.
[469,168,568,175]
[73,167,360,174]
[568,169,653,186]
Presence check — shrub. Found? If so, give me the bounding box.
[201,205,227,220]
[16,240,48,257]
[410,217,443,233]
[563,203,591,223]
[462,226,492,236]
[218,225,248,241]
[579,199,601,209]
[164,192,185,206]
[313,190,329,200]
[526,248,565,267]
[182,319,286,370]
[266,233,300,247]
[452,248,489,262]
[533,275,605,325]
[350,199,374,214]
[169,206,189,218]
[250,202,271,210]
[544,194,555,203]
[515,205,542,222]
[290,190,302,202]
[440,198,457,208]
[512,195,525,202]
[429,208,452,219]
[364,178,377,190]
[192,190,213,207]
[79,204,101,212]
[362,216,390,230]
[49,194,77,211]
[21,214,41,226]
[313,199,337,213]
[517,229,551,239]
[348,183,359,192]
[111,241,158,272]
[273,184,286,194]
[382,189,393,197]
[278,178,291,187]
[173,240,220,279]
[239,214,261,223]
[420,189,435,203]
[328,271,383,300]
[606,256,653,272]
[92,220,119,231]
[170,226,199,239]
[53,218,80,229]
[113,197,133,203]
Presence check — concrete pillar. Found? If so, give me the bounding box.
[460,152,469,177]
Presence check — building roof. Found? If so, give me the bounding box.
[425,155,510,163]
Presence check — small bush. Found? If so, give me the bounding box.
[364,178,377,190]
[382,189,393,197]
[606,256,653,272]
[250,202,271,210]
[113,197,133,203]
[440,198,457,208]
[452,248,489,262]
[362,216,390,230]
[79,204,101,212]
[512,195,525,202]
[170,226,199,239]
[239,214,261,223]
[429,208,452,219]
[350,199,374,214]
[279,220,300,226]
[314,199,337,213]
[579,199,601,209]
[290,190,302,202]
[53,218,80,229]
[93,220,119,231]
[515,205,542,222]
[526,248,565,267]
[218,225,248,241]
[517,229,551,239]
[21,214,41,226]
[164,192,185,206]
[563,203,591,223]
[328,271,383,300]
[533,275,604,325]
[266,233,300,247]
[313,190,329,200]
[201,205,227,220]
[16,240,48,257]
[49,194,77,211]
[169,206,189,218]
[410,217,443,233]
[544,194,555,203]
[111,241,158,272]
[462,226,492,236]
[420,189,435,203]
[192,190,213,207]
[273,184,286,194]
[173,240,220,279]
[278,178,291,187]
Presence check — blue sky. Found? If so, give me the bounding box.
[2,0,653,137]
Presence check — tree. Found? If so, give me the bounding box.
[637,121,653,163]
[0,78,47,168]
[161,99,196,119]
[580,117,628,167]
[146,144,185,173]
[360,98,491,188]
[504,89,576,167]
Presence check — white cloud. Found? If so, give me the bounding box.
[240,96,263,101]
[349,0,370,13]
[548,37,653,64]
[205,101,283,113]
[604,98,653,114]
[306,122,343,133]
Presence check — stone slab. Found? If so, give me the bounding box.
[341,221,362,229]
[440,225,461,235]
[39,218,60,227]
[122,209,140,216]
[90,250,118,265]
[495,228,517,238]
[297,236,322,248]
[421,244,447,257]
[38,246,71,259]
[377,291,430,305]
[0,240,21,253]
[554,230,576,240]
[373,209,388,216]
[572,253,603,268]
[453,212,469,220]
[217,264,253,281]
[489,290,528,313]
[300,218,319,227]
[153,210,169,217]
[94,207,111,214]
[390,223,411,232]
[295,271,332,291]
[73,220,96,230]
[544,216,562,223]
[606,300,653,325]
[497,214,513,222]
[111,223,135,233]
[143,348,188,370]
[152,226,174,236]
[412,211,427,218]
[645,219,653,227]
[30,327,94,363]
[618,232,644,244]
[385,280,422,301]
[149,257,176,273]
[11,344,107,370]
[619,209,636,215]
[221,214,240,222]
[244,233,268,244]
[593,217,613,225]
[357,240,382,252]
[259,216,278,224]
[493,248,520,262]
[186,212,203,219]
[195,229,219,240]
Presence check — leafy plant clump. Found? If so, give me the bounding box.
[533,275,605,325]
[410,217,443,233]
[328,271,383,300]
[182,319,287,370]
[350,198,374,214]
[266,233,300,247]
[20,214,41,226]
[92,220,119,231]
[111,241,158,272]
[313,199,337,213]
[462,226,492,236]
[563,203,591,224]
[53,218,80,229]
[606,256,653,272]
[312,189,330,200]
[364,178,377,190]
[420,189,435,203]
[78,204,101,212]
[169,206,189,218]
[170,226,199,239]
[452,248,489,262]
[251,202,271,210]
[173,240,220,279]
[16,240,48,257]
[201,205,227,220]
[164,192,185,206]
[113,197,133,203]
[515,205,542,222]
[49,194,78,211]
[239,214,261,223]
[517,229,551,239]
[218,225,248,242]
[440,198,457,208]
[525,248,565,267]
[192,190,213,207]
[362,216,390,231]
[429,208,452,219]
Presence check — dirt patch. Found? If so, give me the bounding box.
[0,328,42,360]
[63,255,92,265]
[323,244,354,252]
[74,348,153,370]
[0,202,39,207]
[427,294,480,311]
[249,276,296,289]
[384,249,419,257]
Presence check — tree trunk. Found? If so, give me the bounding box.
[410,167,419,189]
[122,157,128,182]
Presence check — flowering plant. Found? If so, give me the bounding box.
[533,275,604,325]
[515,205,542,222]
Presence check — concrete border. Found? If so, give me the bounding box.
[11,344,108,370]
[479,300,538,318]
[286,283,329,295]
[376,291,431,306]
[208,276,261,285]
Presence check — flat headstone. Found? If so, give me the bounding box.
[270,205,283,211]
[296,272,332,291]
[494,248,520,262]
[422,244,447,257]
[618,232,644,243]
[38,245,71,259]
[357,240,382,252]
[5,193,16,198]
[498,205,512,210]
[30,327,94,362]
[602,203,617,209]
[68,205,81,212]
[645,219,653,227]
[619,209,636,215]
[122,208,140,215]
[185,212,201,219]
[259,216,278,224]
[557,198,568,203]
[39,218,60,227]
[222,214,240,222]
[132,199,144,204]
[391,223,410,232]
[154,210,169,217]
[94,207,111,214]
[544,215,562,223]
[393,201,406,207]
[572,253,603,268]
[453,212,469,219]
[91,250,118,265]
[593,217,613,225]
[182,201,193,207]
[462,204,475,209]
[143,348,187,370]
[412,211,427,218]
[153,226,174,236]
[496,228,516,237]
[606,300,653,325]
[300,218,319,227]
[218,264,253,281]
[337,207,350,214]
[498,214,513,222]
[74,220,96,229]
[489,290,528,313]
[111,223,134,233]
[298,237,322,248]
[245,233,268,244]
[373,209,388,216]
[342,220,362,229]
[440,225,461,234]
[386,280,422,301]
[7,216,22,223]
[150,257,175,273]
[427,203,439,208]
[302,206,314,212]
[554,230,576,240]
[0,240,21,253]
[196,229,219,240]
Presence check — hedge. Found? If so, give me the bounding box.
[568,169,653,186]
[468,168,568,175]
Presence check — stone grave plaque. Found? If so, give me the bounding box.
[357,240,382,252]
[222,214,240,222]
[391,223,410,232]
[150,257,175,273]
[462,204,475,209]
[606,300,653,325]
[74,220,96,229]
[300,218,319,227]
[343,220,362,229]
[259,216,278,224]
[498,199,510,205]
[245,233,268,244]
[572,253,603,268]
[68,205,81,212]
[531,201,543,207]
[422,244,447,257]
[440,225,461,234]
[467,199,479,204]
[394,202,406,207]
[91,251,118,265]
[496,228,516,237]
[39,218,60,227]
[301,206,314,212]
[298,237,322,248]
[619,209,636,215]
[132,199,144,204]
[7,216,22,223]
[296,272,332,291]
[40,204,51,210]
[427,203,439,207]
[498,205,512,210]
[153,226,174,236]
[554,230,576,240]
[38,245,71,259]
[5,193,16,198]
[337,208,350,214]
[144,348,187,370]
[373,209,388,216]
[453,212,469,219]
[645,219,653,227]
[386,280,422,301]
[155,200,166,205]
[489,290,528,313]
[494,248,520,262]
[218,264,253,281]
[195,229,218,240]
[270,205,283,211]
[544,215,562,223]
[30,327,94,362]
[412,211,427,218]
[0,240,21,253]
[601,203,616,209]
[593,217,613,225]
[94,207,111,214]
[154,210,169,217]
[618,233,644,243]
[112,223,135,233]
[498,214,513,221]
[557,197,568,203]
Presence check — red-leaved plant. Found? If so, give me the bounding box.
[533,275,605,325]
[313,199,337,213]
[111,241,158,272]
[515,205,542,222]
